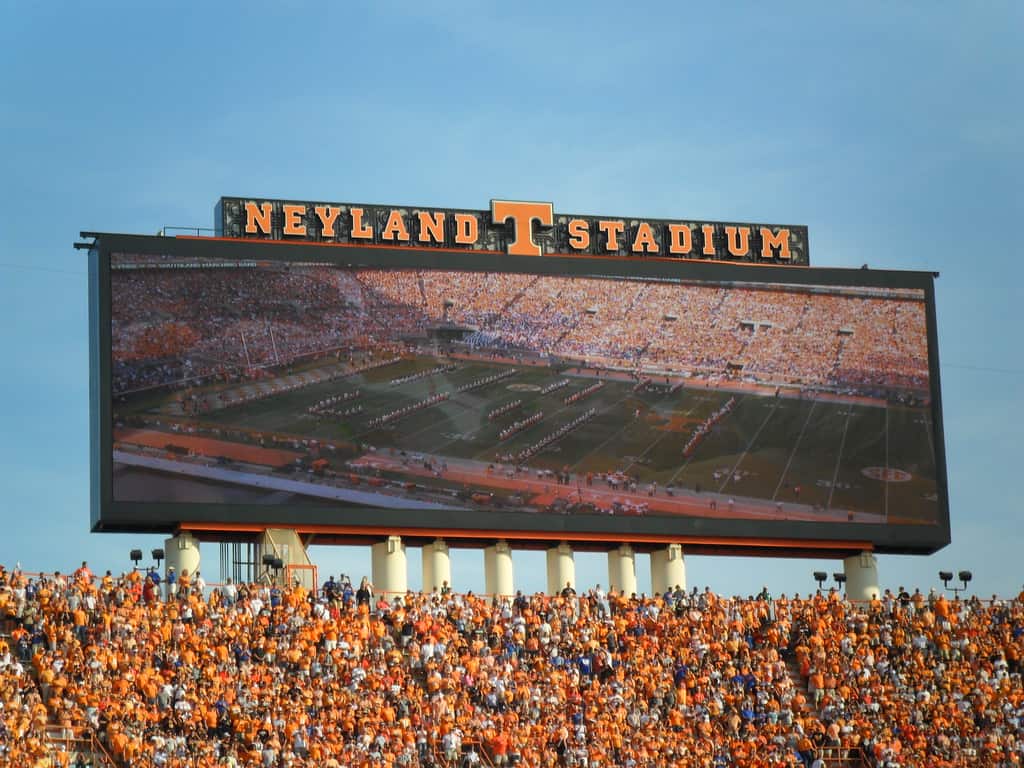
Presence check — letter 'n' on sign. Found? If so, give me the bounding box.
[491,200,554,256]
[245,202,272,234]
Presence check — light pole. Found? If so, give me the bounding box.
[262,554,284,585]
[938,570,972,598]
[128,548,165,572]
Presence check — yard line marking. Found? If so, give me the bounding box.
[476,390,637,463]
[416,394,543,454]
[620,402,701,475]
[348,363,525,442]
[826,405,856,510]
[349,392,461,443]
[536,397,638,468]
[352,367,602,456]
[382,399,471,443]
[884,404,889,523]
[572,417,641,473]
[668,394,746,488]
[921,408,936,468]
[666,453,698,488]
[716,400,779,494]
[427,375,577,454]
[772,400,818,501]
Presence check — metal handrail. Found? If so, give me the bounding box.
[42,724,117,767]
[158,226,217,237]
[819,744,870,767]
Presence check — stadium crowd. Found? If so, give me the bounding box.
[112,265,377,394]
[113,264,928,399]
[2,561,1023,768]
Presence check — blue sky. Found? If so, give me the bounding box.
[0,2,1020,597]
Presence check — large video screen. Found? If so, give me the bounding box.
[92,235,949,552]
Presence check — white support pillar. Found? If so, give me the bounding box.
[164,532,201,599]
[651,544,686,595]
[607,544,637,596]
[843,551,880,601]
[422,538,451,594]
[164,533,201,579]
[484,540,514,597]
[371,536,407,597]
[546,542,575,595]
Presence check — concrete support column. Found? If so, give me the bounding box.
[651,544,686,595]
[164,532,201,599]
[546,542,575,595]
[607,544,637,596]
[484,540,514,597]
[422,538,451,594]
[843,551,880,601]
[371,536,407,597]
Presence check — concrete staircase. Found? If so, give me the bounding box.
[784,656,812,712]
[783,656,869,768]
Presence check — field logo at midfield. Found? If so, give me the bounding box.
[862,467,912,482]
[507,383,541,392]
[652,414,697,432]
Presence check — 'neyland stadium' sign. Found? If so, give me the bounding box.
[217,196,809,265]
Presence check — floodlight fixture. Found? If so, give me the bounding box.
[940,569,974,598]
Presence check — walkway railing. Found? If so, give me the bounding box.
[43,724,117,767]
[158,226,217,237]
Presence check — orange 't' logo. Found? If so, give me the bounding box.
[491,200,554,256]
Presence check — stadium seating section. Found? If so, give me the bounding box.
[1,563,1021,767]
[111,267,928,397]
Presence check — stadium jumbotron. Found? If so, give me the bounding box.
[75,223,952,614]
[110,259,937,529]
